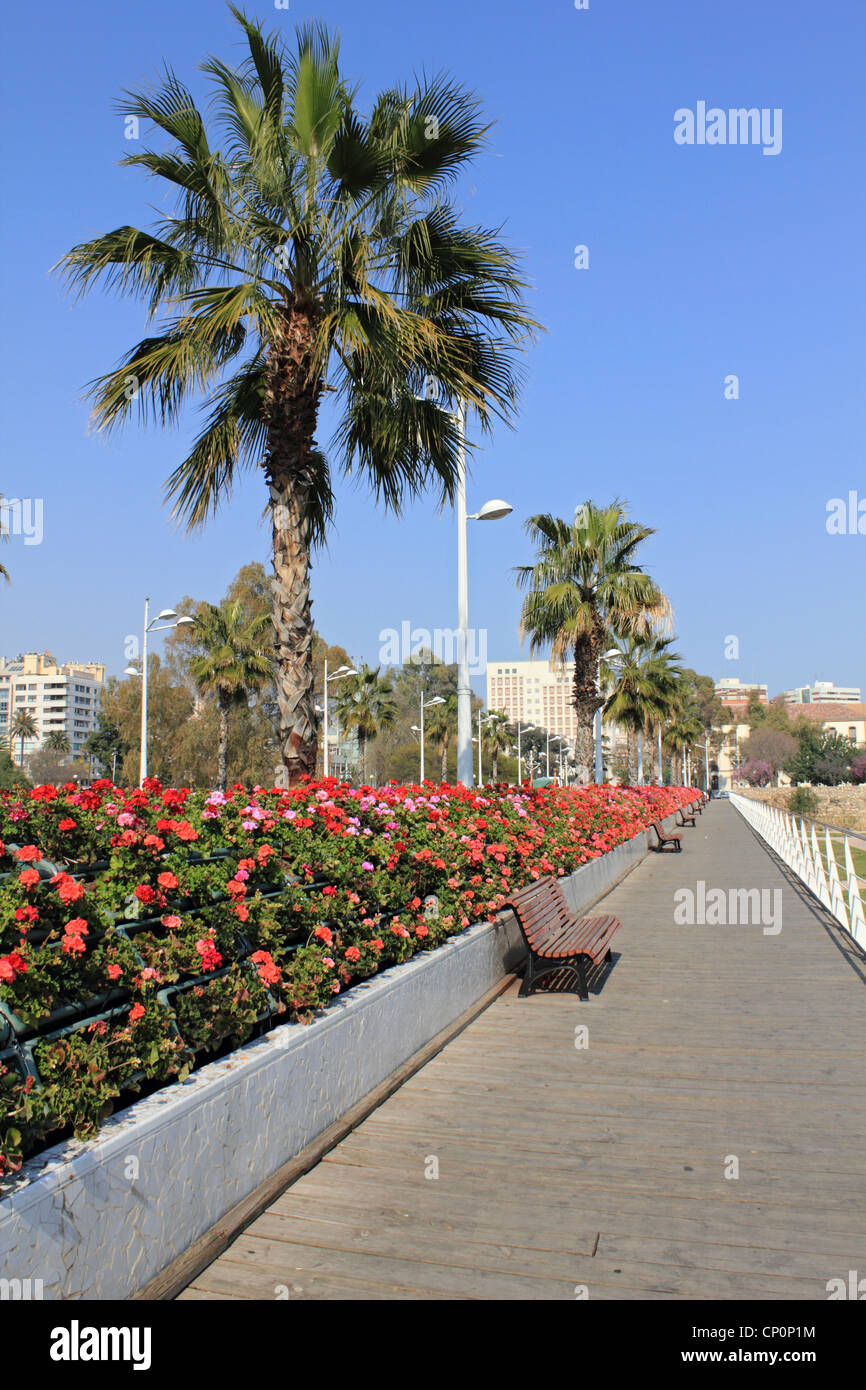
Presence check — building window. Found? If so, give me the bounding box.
[849,728,857,742]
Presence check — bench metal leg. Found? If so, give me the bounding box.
[577,958,589,1002]
[519,952,590,1000]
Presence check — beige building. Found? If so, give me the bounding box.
[788,702,866,745]
[0,652,106,764]
[714,677,768,713]
[486,658,578,742]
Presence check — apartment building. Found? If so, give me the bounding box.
[486,658,579,742]
[0,652,106,764]
[714,678,769,712]
[782,681,862,705]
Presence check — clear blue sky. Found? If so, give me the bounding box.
[1,0,864,699]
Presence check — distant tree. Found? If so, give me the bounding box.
[812,732,856,787]
[736,759,773,787]
[785,726,854,786]
[481,712,511,782]
[739,727,797,783]
[9,710,39,767]
[747,695,797,735]
[188,600,274,791]
[27,750,90,787]
[424,694,457,782]
[851,753,866,784]
[98,659,194,786]
[334,665,397,783]
[44,731,70,754]
[517,502,670,779]
[84,713,128,781]
[0,748,26,789]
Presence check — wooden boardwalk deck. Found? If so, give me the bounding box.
[178,802,866,1301]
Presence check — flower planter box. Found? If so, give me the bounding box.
[0,816,671,1300]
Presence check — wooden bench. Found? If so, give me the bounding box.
[676,804,697,827]
[500,875,621,1000]
[651,819,682,852]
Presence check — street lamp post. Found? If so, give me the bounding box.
[476,710,498,785]
[704,734,710,791]
[452,401,512,787]
[124,598,194,787]
[516,722,535,787]
[657,726,664,786]
[420,694,445,783]
[547,733,564,778]
[322,662,357,778]
[595,649,622,784]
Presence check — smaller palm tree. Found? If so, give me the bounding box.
[663,685,704,785]
[603,634,682,783]
[10,710,39,767]
[482,713,511,782]
[189,601,274,791]
[424,694,457,781]
[334,666,396,784]
[44,731,70,755]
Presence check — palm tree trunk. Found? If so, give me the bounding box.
[265,306,322,787]
[571,628,604,781]
[441,739,448,782]
[217,695,230,792]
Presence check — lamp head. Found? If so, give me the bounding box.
[471,499,513,522]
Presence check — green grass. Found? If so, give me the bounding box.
[815,835,866,887]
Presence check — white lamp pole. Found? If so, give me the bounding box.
[637,730,644,785]
[452,401,512,786]
[657,726,663,785]
[323,661,357,777]
[595,649,621,784]
[139,597,149,785]
[126,599,195,787]
[420,694,445,783]
[476,711,498,785]
[456,400,472,786]
[517,722,535,786]
[704,734,710,791]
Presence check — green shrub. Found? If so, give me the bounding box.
[789,786,818,817]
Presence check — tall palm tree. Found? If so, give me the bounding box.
[10,710,39,767]
[424,694,456,782]
[334,665,396,783]
[188,600,274,790]
[57,9,537,786]
[44,731,71,755]
[603,634,682,783]
[516,502,670,779]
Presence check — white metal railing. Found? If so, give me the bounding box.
[730,792,866,950]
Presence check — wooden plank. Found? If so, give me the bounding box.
[132,973,514,1301]
[177,804,866,1301]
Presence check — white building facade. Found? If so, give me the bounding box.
[0,652,106,765]
[782,681,862,705]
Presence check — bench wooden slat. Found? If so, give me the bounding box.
[500,876,622,999]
